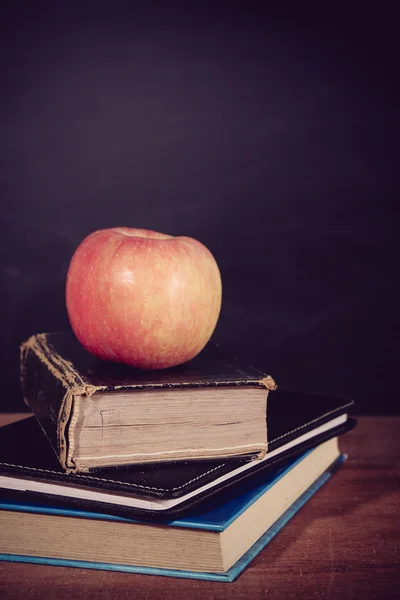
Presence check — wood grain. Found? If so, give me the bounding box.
[0,414,399,599]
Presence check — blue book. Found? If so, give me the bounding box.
[0,438,345,582]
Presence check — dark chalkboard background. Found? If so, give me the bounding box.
[1,3,398,413]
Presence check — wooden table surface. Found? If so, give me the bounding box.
[0,414,399,599]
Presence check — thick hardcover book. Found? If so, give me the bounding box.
[0,395,355,519]
[0,440,346,581]
[21,333,277,472]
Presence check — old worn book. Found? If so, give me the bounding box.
[0,438,345,581]
[0,397,355,520]
[21,333,277,473]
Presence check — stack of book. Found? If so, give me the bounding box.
[0,333,355,582]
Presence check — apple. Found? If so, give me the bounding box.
[66,227,222,369]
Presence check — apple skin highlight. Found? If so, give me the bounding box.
[66,228,222,369]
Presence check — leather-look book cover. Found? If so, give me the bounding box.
[0,389,356,520]
[20,333,277,472]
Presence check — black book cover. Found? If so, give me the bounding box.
[0,389,356,520]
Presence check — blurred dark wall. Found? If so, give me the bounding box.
[1,3,398,413]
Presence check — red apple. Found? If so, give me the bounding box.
[66,227,222,369]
